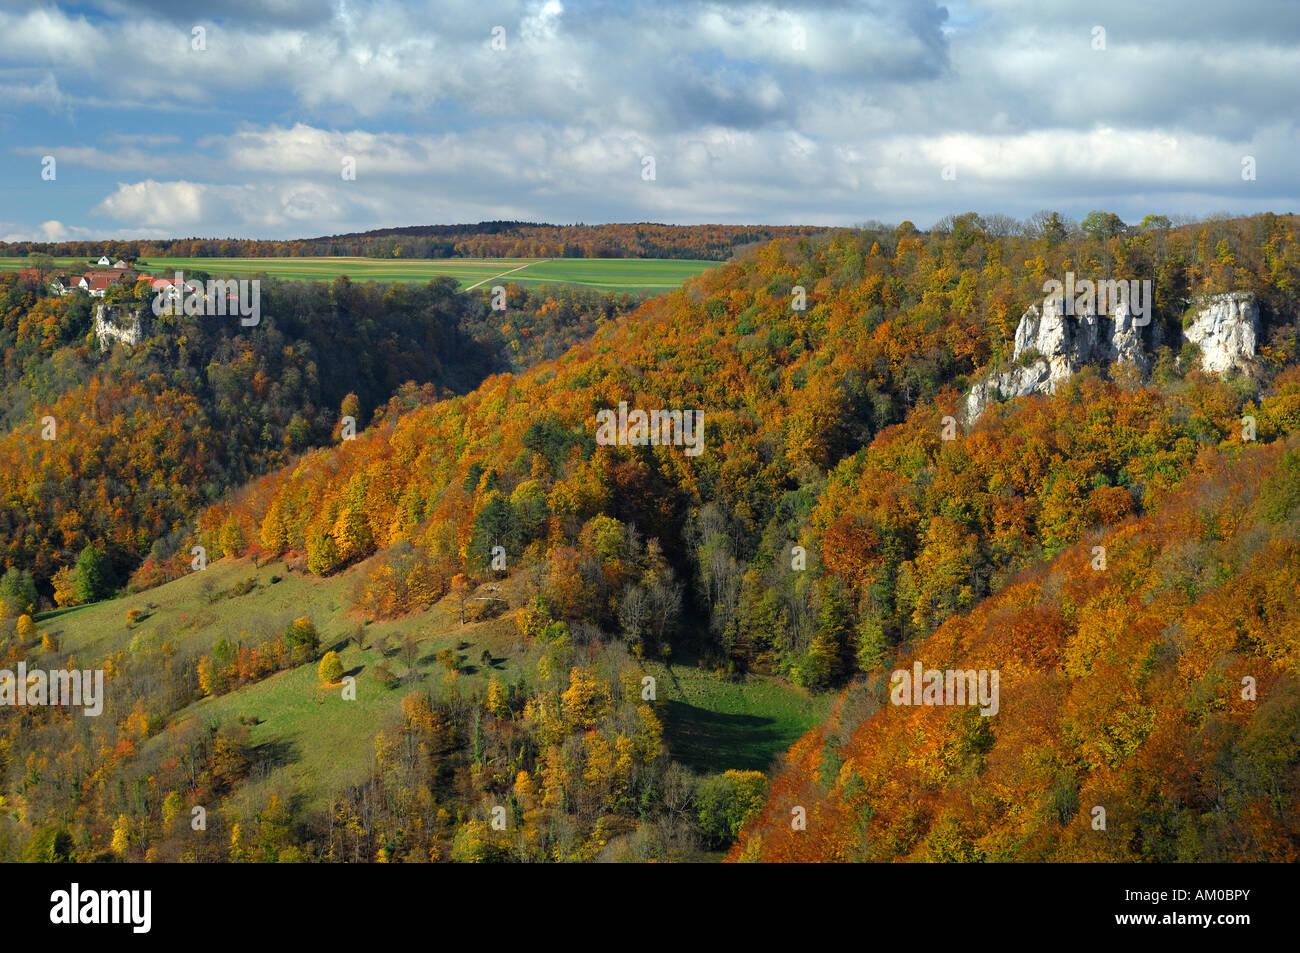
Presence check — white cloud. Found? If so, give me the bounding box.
[0,0,1296,236]
[0,73,69,112]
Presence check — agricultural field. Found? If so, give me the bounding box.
[0,256,717,291]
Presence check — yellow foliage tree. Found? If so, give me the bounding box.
[52,566,77,608]
[318,650,344,685]
[110,814,131,858]
[560,666,612,732]
[485,676,510,718]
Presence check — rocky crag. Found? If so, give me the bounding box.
[963,292,1259,424]
[94,305,146,350]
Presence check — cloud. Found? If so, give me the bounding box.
[0,73,69,112]
[0,219,134,242]
[0,1,952,121]
[0,0,1296,236]
[90,179,357,230]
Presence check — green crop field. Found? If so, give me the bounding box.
[0,256,717,292]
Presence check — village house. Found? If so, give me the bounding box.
[14,252,142,297]
[77,268,134,297]
[143,274,202,298]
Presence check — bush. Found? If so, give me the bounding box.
[695,770,769,850]
[286,616,319,660]
[372,661,400,689]
[318,651,344,684]
[229,576,257,597]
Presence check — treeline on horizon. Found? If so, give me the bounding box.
[0,222,840,263]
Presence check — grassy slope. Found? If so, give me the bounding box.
[645,656,831,774]
[0,257,717,291]
[45,556,824,815]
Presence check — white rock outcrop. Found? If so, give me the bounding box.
[963,292,1255,425]
[1012,296,1159,388]
[962,360,1054,425]
[94,305,145,350]
[1183,292,1258,375]
[964,297,1160,424]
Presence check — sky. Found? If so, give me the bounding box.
[0,0,1297,241]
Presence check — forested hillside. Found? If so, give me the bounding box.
[3,212,1298,863]
[189,213,1300,683]
[730,431,1300,861]
[0,273,637,599]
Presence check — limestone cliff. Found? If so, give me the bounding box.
[1182,292,1258,375]
[94,305,145,350]
[963,292,1257,425]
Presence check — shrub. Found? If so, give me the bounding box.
[286,616,319,661]
[695,770,769,850]
[372,661,400,689]
[318,651,344,684]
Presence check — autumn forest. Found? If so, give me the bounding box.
[2,213,1298,864]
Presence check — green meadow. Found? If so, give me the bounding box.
[644,657,831,774]
[42,555,826,811]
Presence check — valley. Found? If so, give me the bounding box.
[2,213,1298,864]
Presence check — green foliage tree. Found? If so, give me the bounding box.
[22,825,75,863]
[1080,209,1126,241]
[467,491,521,569]
[801,577,853,690]
[73,544,113,603]
[0,567,38,616]
[696,770,769,849]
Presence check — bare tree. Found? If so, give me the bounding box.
[401,635,419,683]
